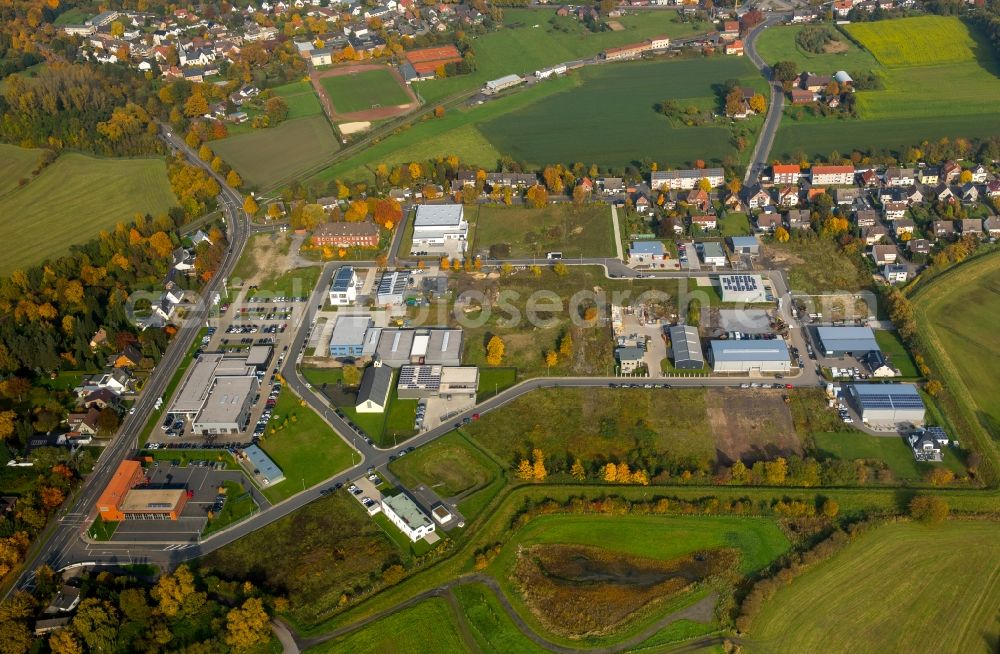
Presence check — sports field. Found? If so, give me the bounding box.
[472,203,615,258]
[211,114,339,188]
[0,144,44,197]
[320,68,411,114]
[845,15,983,67]
[414,8,712,103]
[478,57,766,168]
[749,521,1000,653]
[755,24,878,71]
[0,153,176,275]
[273,80,323,119]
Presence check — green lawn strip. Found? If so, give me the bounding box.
[87,517,119,541]
[305,597,467,653]
[273,80,323,119]
[212,115,341,188]
[259,388,356,503]
[0,152,176,275]
[625,619,723,653]
[748,520,1000,654]
[53,7,88,25]
[139,327,208,447]
[389,430,501,499]
[141,449,239,469]
[472,203,615,259]
[249,265,322,299]
[0,143,44,197]
[717,212,751,237]
[453,582,552,654]
[301,367,346,386]
[319,69,411,114]
[476,367,518,401]
[811,431,966,481]
[203,480,258,536]
[873,329,920,378]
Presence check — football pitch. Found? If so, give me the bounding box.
[319,68,412,114]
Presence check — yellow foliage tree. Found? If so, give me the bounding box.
[615,462,631,483]
[774,226,790,242]
[516,459,533,480]
[631,469,649,485]
[603,463,617,482]
[545,350,558,367]
[226,170,242,188]
[532,448,547,481]
[243,196,259,215]
[570,459,586,480]
[225,597,272,651]
[486,335,505,365]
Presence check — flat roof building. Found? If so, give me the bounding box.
[719,274,767,303]
[330,316,374,358]
[375,328,415,367]
[96,460,145,522]
[700,242,727,267]
[396,364,442,399]
[375,270,410,305]
[729,235,761,255]
[242,444,285,486]
[710,339,790,374]
[382,493,435,542]
[171,353,255,418]
[423,329,463,366]
[192,376,259,435]
[816,326,879,357]
[119,488,188,521]
[411,204,468,254]
[245,345,273,370]
[439,366,478,397]
[669,325,704,369]
[848,383,925,427]
[329,266,358,306]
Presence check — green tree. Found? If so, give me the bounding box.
[71,599,119,653]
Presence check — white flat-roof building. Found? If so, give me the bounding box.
[171,353,255,420]
[329,266,358,306]
[849,383,925,427]
[382,493,435,542]
[709,339,791,374]
[719,275,767,303]
[411,205,468,254]
[484,74,525,94]
[192,376,259,434]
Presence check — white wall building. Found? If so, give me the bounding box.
[411,204,468,254]
[328,266,358,306]
[382,493,435,542]
[709,340,791,374]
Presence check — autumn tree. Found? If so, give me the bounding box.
[545,350,558,367]
[730,460,749,484]
[0,410,17,441]
[526,184,548,208]
[909,495,948,523]
[151,565,204,618]
[225,597,271,651]
[559,332,573,358]
[197,143,213,162]
[925,379,943,396]
[265,97,289,124]
[603,462,617,482]
[572,183,590,207]
[774,226,790,242]
[486,336,505,365]
[244,196,259,215]
[516,459,533,480]
[821,498,839,519]
[571,459,586,480]
[345,199,369,222]
[553,262,568,276]
[71,599,119,653]
[48,629,83,654]
[293,204,326,231]
[148,231,174,258]
[532,448,547,481]
[697,177,712,192]
[184,93,209,118]
[749,93,767,114]
[226,170,242,188]
[374,198,403,228]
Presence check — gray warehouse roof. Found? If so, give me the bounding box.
[670,325,704,364]
[424,329,463,364]
[816,326,879,353]
[414,204,464,227]
[330,316,373,347]
[244,444,284,484]
[710,339,789,361]
[850,383,924,409]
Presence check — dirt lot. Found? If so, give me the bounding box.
[704,388,802,464]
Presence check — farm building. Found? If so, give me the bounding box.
[709,339,791,374]
[848,383,925,427]
[718,274,767,304]
[381,492,435,542]
[484,74,525,94]
[356,364,393,413]
[669,325,704,369]
[411,204,468,255]
[375,270,410,305]
[329,316,374,358]
[328,266,358,306]
[815,326,879,357]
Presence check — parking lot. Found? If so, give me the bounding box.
[109,464,264,543]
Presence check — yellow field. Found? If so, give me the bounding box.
[846,16,981,67]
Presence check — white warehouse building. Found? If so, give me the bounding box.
[848,383,925,427]
[709,339,791,374]
[410,204,468,255]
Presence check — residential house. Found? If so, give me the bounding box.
[987,179,1000,198]
[721,20,740,40]
[870,244,898,266]
[89,328,108,350]
[772,164,801,185]
[114,344,143,369]
[756,214,782,232]
[685,188,711,212]
[690,214,718,230]
[785,209,811,230]
[883,263,909,284]
[723,193,746,213]
[777,186,799,207]
[917,167,939,186]
[616,346,645,374]
[801,72,832,92]
[984,216,1000,237]
[932,220,956,239]
[882,201,907,220]
[833,187,861,206]
[67,409,101,436]
[724,40,744,56]
[971,164,989,183]
[908,427,949,462]
[356,364,393,413]
[81,388,119,410]
[790,89,816,105]
[908,238,931,255]
[811,165,855,186]
[932,184,956,204]
[861,224,888,245]
[903,186,924,205]
[959,218,983,236]
[859,169,879,187]
[634,194,651,213]
[863,350,897,378]
[891,218,916,237]
[884,167,915,186]
[743,186,771,210]
[961,183,980,204]
[599,177,624,194]
[941,160,962,184]
[854,209,879,228]
[651,168,725,191]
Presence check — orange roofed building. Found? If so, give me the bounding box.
[96,460,145,521]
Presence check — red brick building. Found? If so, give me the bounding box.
[311,221,380,248]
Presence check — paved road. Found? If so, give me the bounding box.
[743,13,788,185]
[4,128,251,596]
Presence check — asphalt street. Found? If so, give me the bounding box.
[743,13,789,185]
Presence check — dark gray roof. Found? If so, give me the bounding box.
[669,325,704,365]
[358,365,393,407]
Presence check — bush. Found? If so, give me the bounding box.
[909,495,948,523]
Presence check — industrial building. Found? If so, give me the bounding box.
[815,326,880,357]
[729,235,761,255]
[375,328,462,367]
[699,242,727,267]
[411,204,468,254]
[329,316,374,358]
[439,366,479,398]
[191,375,259,435]
[356,364,394,413]
[396,365,480,399]
[848,383,925,427]
[170,353,260,435]
[118,489,188,520]
[718,274,767,303]
[96,460,146,522]
[242,444,284,486]
[483,74,525,94]
[381,492,435,542]
[709,339,791,374]
[245,345,273,371]
[329,266,358,306]
[375,270,410,305]
[669,325,704,369]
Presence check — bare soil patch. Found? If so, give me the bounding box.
[705,388,802,464]
[511,543,736,639]
[824,39,849,54]
[607,20,625,31]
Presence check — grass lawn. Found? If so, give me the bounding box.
[844,15,982,67]
[249,265,321,299]
[471,203,615,259]
[0,152,176,275]
[319,68,411,114]
[301,367,345,387]
[203,480,257,536]
[811,432,966,481]
[0,143,44,196]
[478,57,766,168]
[341,372,418,447]
[273,80,323,120]
[203,491,405,628]
[476,367,518,401]
[414,8,712,103]
[754,23,879,72]
[259,388,356,503]
[873,329,919,378]
[308,597,468,653]
[141,449,239,469]
[53,6,88,25]
[454,583,551,654]
[389,430,501,499]
[87,517,119,541]
[762,236,870,294]
[212,115,340,188]
[749,520,1000,654]
[718,212,751,237]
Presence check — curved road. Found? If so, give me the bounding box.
[743,13,788,185]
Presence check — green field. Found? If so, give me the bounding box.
[472,203,615,259]
[274,80,324,120]
[0,143,44,196]
[308,597,468,653]
[390,430,500,498]
[811,432,966,481]
[749,521,1000,653]
[340,373,418,447]
[845,15,982,67]
[320,68,411,114]
[249,265,322,299]
[453,583,551,654]
[212,115,340,188]
[259,388,356,503]
[0,152,176,275]
[414,8,712,103]
[478,57,766,168]
[718,212,751,237]
[755,24,878,72]
[873,329,919,378]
